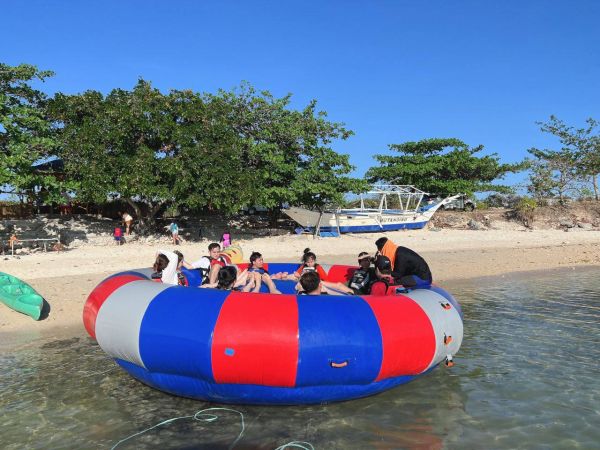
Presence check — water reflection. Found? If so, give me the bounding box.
[1,267,599,449]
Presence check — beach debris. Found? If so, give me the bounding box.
[467,219,485,230]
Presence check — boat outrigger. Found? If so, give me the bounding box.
[283,185,459,234]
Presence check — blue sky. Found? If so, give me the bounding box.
[3,0,599,191]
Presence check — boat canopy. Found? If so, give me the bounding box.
[347,185,429,214]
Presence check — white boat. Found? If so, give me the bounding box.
[283,185,459,234]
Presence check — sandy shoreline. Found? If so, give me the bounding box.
[1,228,599,342]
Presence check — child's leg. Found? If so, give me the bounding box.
[209,264,221,284]
[252,272,262,293]
[262,273,281,294]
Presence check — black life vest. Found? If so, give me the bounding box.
[177,271,189,287]
[349,269,372,293]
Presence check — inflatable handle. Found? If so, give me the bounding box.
[330,360,349,368]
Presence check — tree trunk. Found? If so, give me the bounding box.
[126,198,167,235]
[593,174,599,201]
[268,208,281,228]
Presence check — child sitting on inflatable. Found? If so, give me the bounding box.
[348,251,375,294]
[152,249,188,286]
[297,271,323,295]
[184,243,230,285]
[247,251,281,294]
[275,248,353,294]
[202,266,257,292]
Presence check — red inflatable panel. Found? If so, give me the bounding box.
[83,274,144,339]
[365,295,436,380]
[326,265,357,283]
[212,292,299,387]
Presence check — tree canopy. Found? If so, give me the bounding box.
[0,63,70,203]
[527,116,599,201]
[49,79,365,230]
[366,138,521,196]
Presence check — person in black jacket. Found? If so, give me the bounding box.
[375,237,432,288]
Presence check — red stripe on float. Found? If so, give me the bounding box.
[236,263,270,271]
[212,292,298,387]
[326,265,356,283]
[83,275,144,340]
[364,295,436,380]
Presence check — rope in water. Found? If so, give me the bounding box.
[110,407,244,450]
[110,407,314,450]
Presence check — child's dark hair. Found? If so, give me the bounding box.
[174,250,184,264]
[249,251,262,267]
[217,266,237,290]
[299,271,320,293]
[208,242,220,252]
[153,254,169,272]
[301,248,317,263]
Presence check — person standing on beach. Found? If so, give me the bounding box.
[121,211,134,236]
[113,226,123,245]
[375,237,432,288]
[169,221,180,245]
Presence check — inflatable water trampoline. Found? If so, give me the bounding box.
[83,263,463,405]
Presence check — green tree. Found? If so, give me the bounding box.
[366,138,520,195]
[525,147,579,203]
[50,80,254,231]
[530,116,600,201]
[51,80,365,230]
[0,63,67,205]
[205,84,367,216]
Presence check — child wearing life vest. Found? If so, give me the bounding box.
[348,252,375,294]
[182,242,231,286]
[247,251,281,294]
[113,227,123,245]
[277,249,353,295]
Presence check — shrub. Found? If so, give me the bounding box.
[514,197,537,227]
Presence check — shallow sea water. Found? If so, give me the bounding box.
[1,267,599,449]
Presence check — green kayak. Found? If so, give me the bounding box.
[0,272,44,320]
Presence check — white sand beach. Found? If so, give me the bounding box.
[1,227,599,339]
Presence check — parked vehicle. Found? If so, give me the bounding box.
[426,194,476,211]
[241,205,269,215]
[441,195,476,211]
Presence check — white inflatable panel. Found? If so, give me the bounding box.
[406,289,464,370]
[95,280,170,368]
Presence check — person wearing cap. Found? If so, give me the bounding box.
[348,251,375,294]
[375,237,432,288]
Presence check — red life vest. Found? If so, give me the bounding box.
[370,276,404,296]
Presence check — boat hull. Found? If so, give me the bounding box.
[0,272,43,320]
[283,207,435,233]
